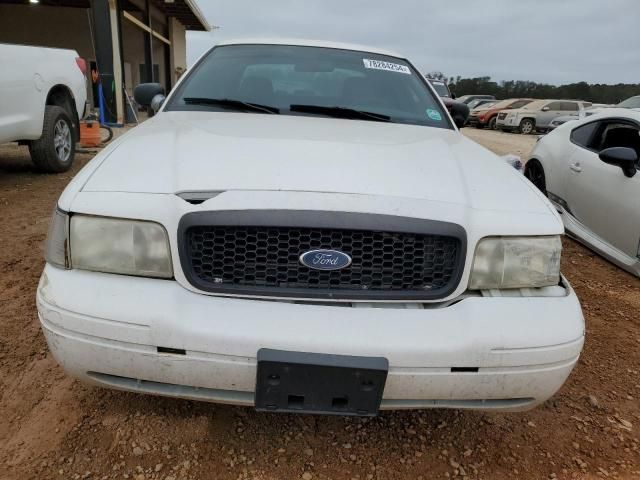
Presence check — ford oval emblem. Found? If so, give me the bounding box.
[299,249,352,271]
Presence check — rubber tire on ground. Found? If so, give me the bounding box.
[29,105,75,173]
[519,118,535,135]
[488,116,497,130]
[524,160,547,194]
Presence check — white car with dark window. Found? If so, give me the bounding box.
[526,109,640,276]
[37,39,584,416]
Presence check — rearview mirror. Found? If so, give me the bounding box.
[599,147,638,178]
[134,83,165,107]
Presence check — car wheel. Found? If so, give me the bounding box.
[488,117,497,130]
[29,105,75,173]
[519,119,535,135]
[524,160,547,194]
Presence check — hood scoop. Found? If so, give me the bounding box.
[177,191,224,205]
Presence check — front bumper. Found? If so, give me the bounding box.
[496,116,518,130]
[37,264,584,412]
[467,116,487,127]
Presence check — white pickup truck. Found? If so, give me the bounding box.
[0,43,87,172]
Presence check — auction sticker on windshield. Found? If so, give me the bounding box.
[363,59,411,74]
[426,108,442,121]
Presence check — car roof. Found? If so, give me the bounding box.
[583,108,640,122]
[216,38,405,59]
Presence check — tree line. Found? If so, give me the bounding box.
[426,72,640,105]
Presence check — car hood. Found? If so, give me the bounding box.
[82,111,551,214]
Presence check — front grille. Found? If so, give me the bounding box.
[498,112,507,120]
[180,213,465,301]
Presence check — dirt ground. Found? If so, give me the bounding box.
[0,128,639,480]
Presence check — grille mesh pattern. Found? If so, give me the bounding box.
[185,226,460,295]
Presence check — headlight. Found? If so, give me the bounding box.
[69,215,173,278]
[469,236,561,289]
[45,208,70,269]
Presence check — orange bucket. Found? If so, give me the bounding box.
[79,120,101,147]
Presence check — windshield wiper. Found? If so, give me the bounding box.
[289,104,391,122]
[183,97,279,114]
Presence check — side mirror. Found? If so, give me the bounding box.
[599,147,638,178]
[541,106,550,112]
[449,101,470,128]
[150,94,166,114]
[134,83,165,107]
[451,92,456,100]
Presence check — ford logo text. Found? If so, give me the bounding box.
[299,249,352,271]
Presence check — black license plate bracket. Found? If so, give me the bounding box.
[255,349,388,416]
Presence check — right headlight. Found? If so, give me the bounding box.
[469,236,562,290]
[70,214,173,278]
[44,209,173,279]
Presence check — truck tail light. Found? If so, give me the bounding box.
[75,57,87,76]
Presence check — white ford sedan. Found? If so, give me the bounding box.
[526,109,640,277]
[37,39,584,416]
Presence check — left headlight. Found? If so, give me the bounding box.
[69,214,173,278]
[469,236,562,290]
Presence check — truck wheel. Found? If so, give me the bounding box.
[29,106,75,173]
[519,118,535,135]
[488,117,497,130]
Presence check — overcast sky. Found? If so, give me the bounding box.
[186,0,639,85]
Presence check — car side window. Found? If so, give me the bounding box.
[561,102,579,111]
[571,120,640,163]
[593,122,640,160]
[545,102,563,111]
[570,122,599,148]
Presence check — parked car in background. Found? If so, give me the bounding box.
[456,94,496,105]
[548,104,618,131]
[427,78,453,98]
[38,39,583,416]
[497,99,591,134]
[548,110,598,131]
[525,108,640,277]
[616,95,640,109]
[0,43,86,172]
[468,98,533,129]
[466,98,496,110]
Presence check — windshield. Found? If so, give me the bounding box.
[429,80,450,97]
[617,96,640,109]
[167,44,451,129]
